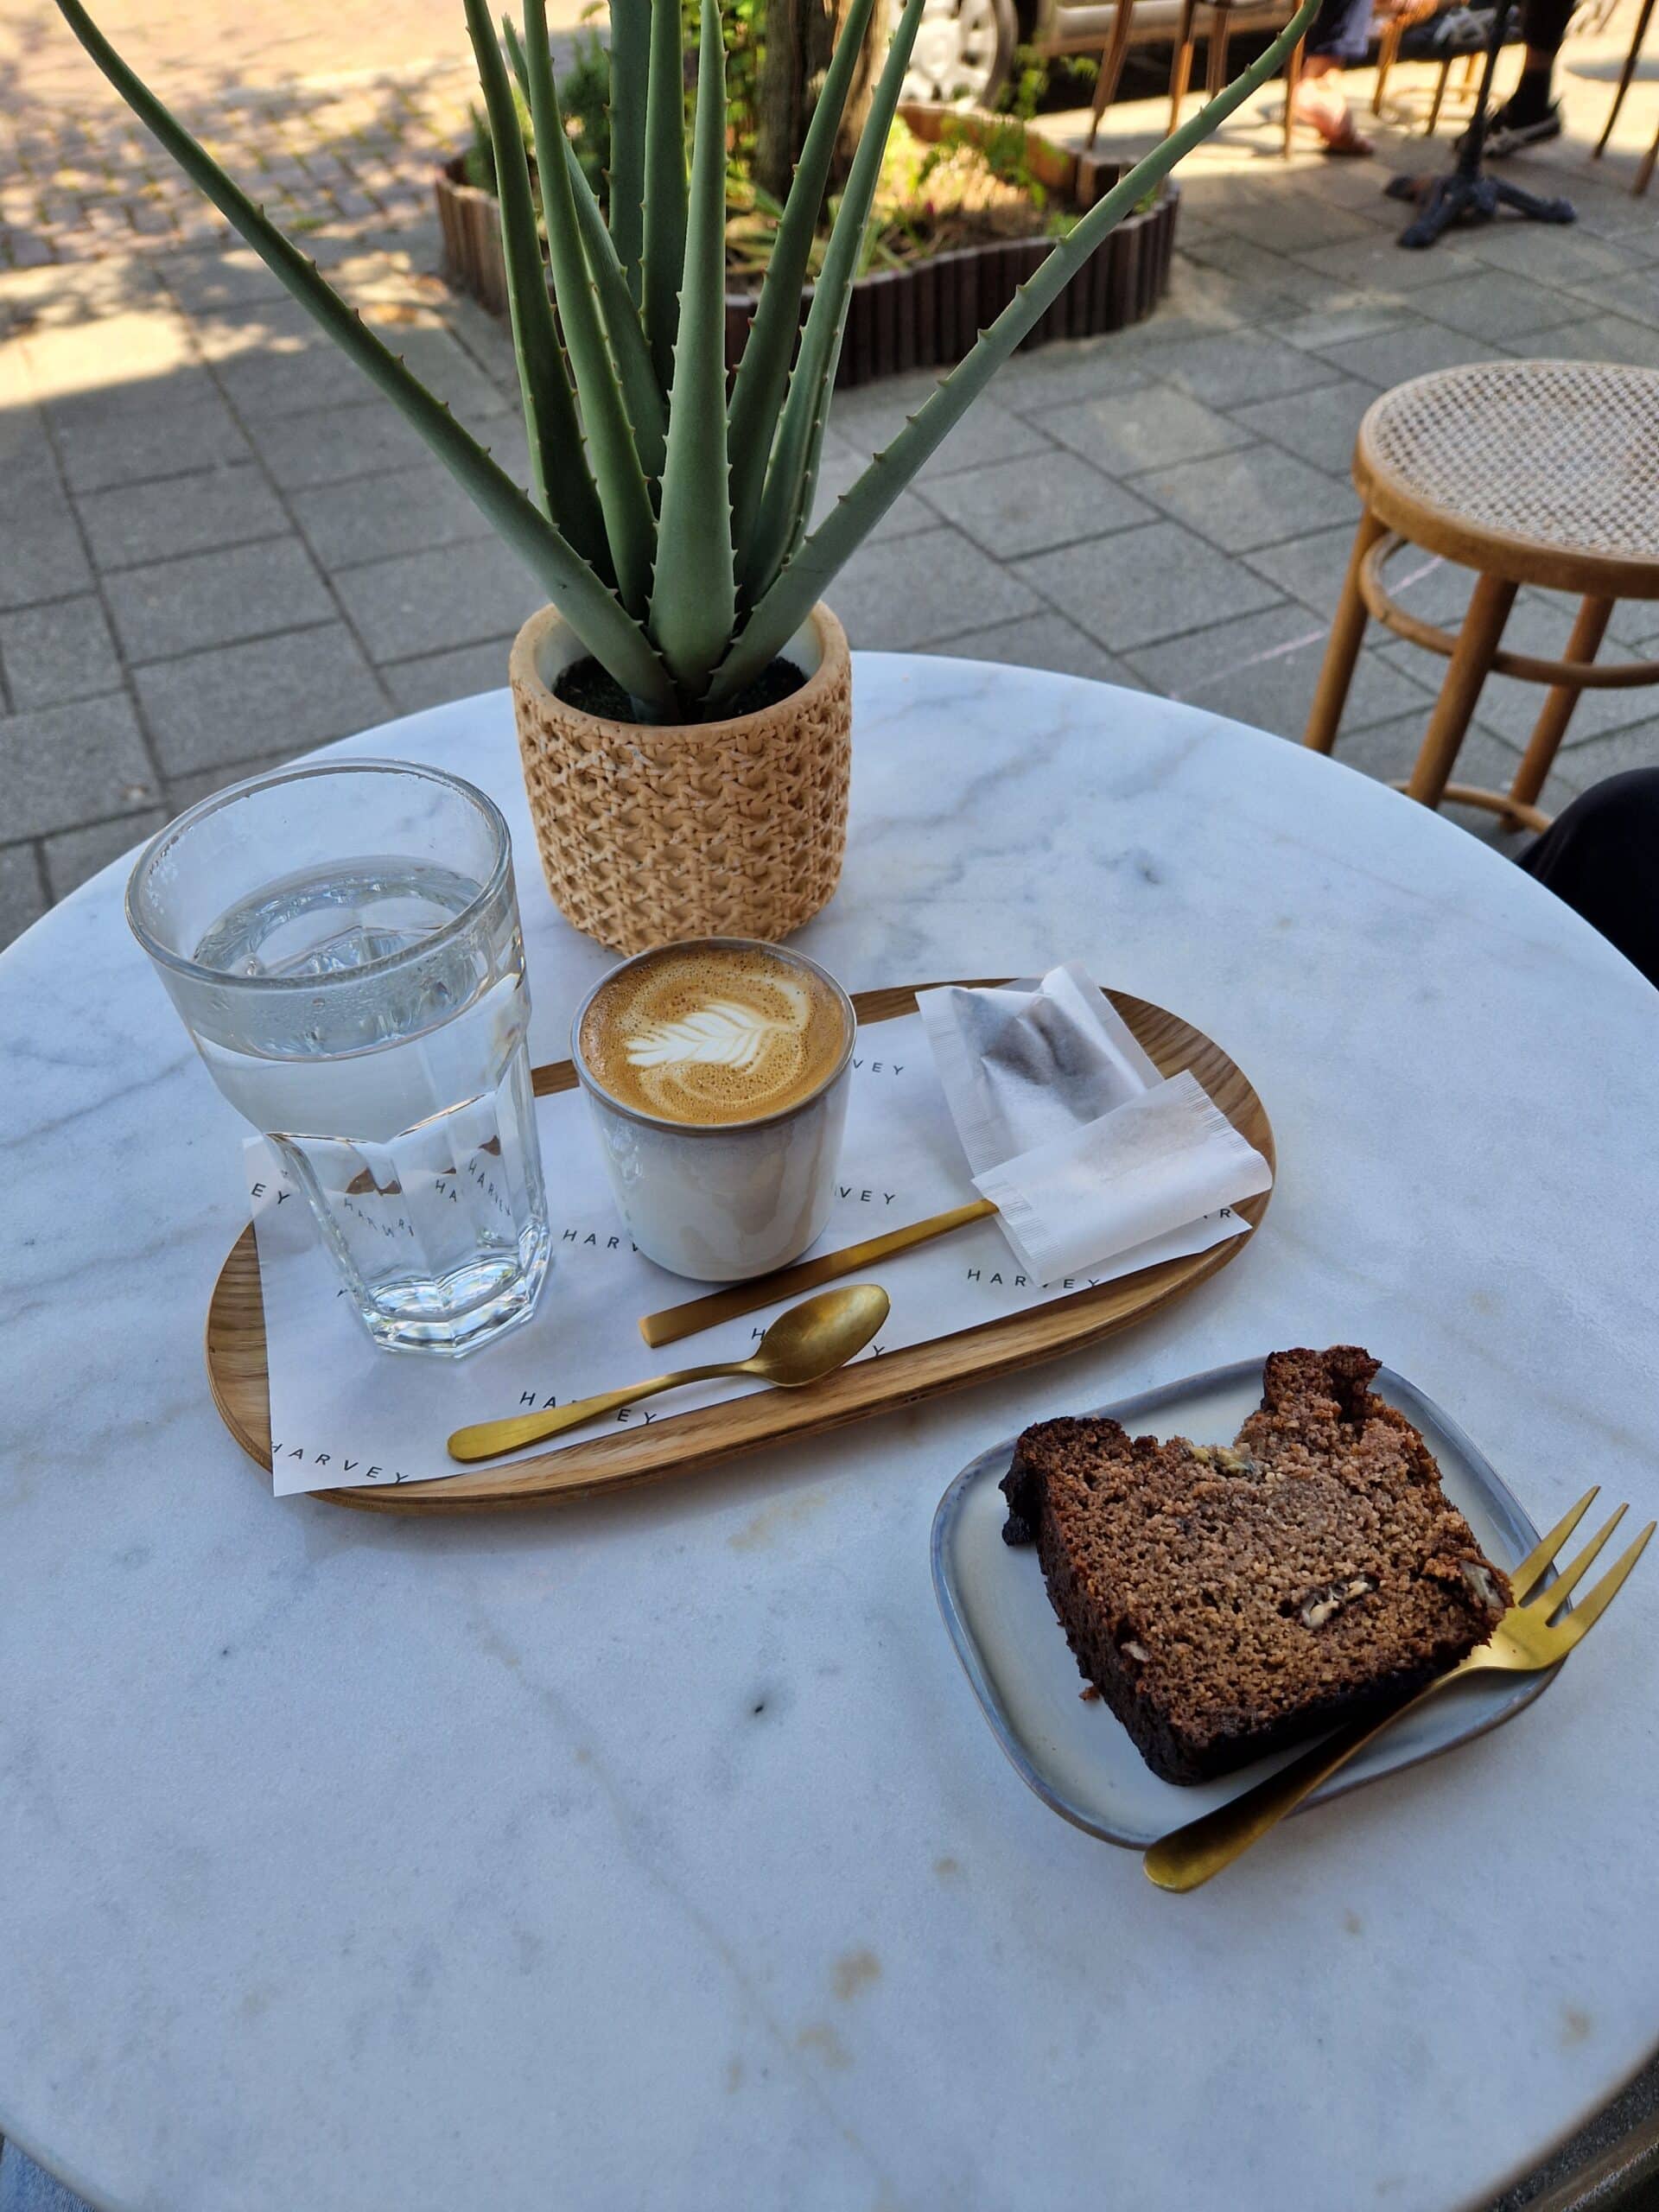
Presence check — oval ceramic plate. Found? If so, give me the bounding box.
[931,1358,1553,1849]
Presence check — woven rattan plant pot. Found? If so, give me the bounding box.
[509,602,852,955]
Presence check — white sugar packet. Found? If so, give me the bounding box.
[976,1070,1274,1281]
[918,962,1272,1279]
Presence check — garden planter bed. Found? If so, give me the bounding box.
[435,141,1178,389]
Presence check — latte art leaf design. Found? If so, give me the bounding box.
[626,1000,781,1071]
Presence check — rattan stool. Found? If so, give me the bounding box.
[1304,359,1659,832]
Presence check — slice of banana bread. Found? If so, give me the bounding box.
[1000,1346,1510,1784]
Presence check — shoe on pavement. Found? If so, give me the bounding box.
[1461,98,1564,157]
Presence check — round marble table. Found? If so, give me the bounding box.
[3,656,1657,2212]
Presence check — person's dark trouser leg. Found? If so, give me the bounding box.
[1494,0,1573,120]
[1518,0,1573,54]
[1306,0,1375,60]
[1519,770,1659,988]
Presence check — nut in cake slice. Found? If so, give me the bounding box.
[1001,1346,1511,1784]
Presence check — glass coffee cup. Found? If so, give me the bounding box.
[571,937,855,1281]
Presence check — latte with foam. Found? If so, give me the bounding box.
[579,942,849,1127]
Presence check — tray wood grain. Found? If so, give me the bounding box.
[205,982,1275,1514]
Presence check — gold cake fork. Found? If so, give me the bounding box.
[1145,1486,1652,1892]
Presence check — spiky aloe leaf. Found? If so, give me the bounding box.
[643,0,688,392]
[741,0,926,604]
[609,0,650,309]
[501,12,531,92]
[522,0,657,615]
[502,12,665,477]
[709,0,1322,705]
[726,0,880,567]
[51,0,676,713]
[559,133,668,481]
[463,0,603,555]
[461,0,613,581]
[646,0,734,690]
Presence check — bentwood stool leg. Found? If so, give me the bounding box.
[1427,55,1452,133]
[1372,18,1401,115]
[1304,511,1389,753]
[1283,34,1305,150]
[1404,571,1519,809]
[1508,594,1616,810]
[1206,0,1233,99]
[1596,0,1657,155]
[1169,0,1199,129]
[1085,0,1137,149]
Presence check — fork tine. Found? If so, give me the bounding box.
[1508,1486,1599,1604]
[1548,1522,1655,1653]
[1529,1503,1628,1619]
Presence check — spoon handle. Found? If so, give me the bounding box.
[639,1198,997,1348]
[448,1361,737,1461]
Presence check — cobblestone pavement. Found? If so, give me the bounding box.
[0,0,591,264]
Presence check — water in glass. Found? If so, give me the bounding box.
[129,761,550,1357]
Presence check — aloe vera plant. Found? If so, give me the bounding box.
[56,0,1318,721]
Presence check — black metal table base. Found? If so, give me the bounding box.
[1384,0,1574,247]
[1384,168,1578,247]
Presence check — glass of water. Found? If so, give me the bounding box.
[127,758,550,1357]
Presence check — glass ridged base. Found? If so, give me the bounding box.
[360,1218,552,1357]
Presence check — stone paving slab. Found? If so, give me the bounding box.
[73,459,288,569]
[1042,383,1252,475]
[0,691,156,838]
[131,622,389,773]
[101,534,336,662]
[918,448,1159,559]
[0,592,122,709]
[1019,517,1286,651]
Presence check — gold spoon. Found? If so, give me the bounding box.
[447,1283,891,1463]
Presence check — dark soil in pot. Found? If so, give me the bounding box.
[554,655,809,723]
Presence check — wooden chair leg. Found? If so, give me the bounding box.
[1304,511,1389,754]
[1206,0,1232,98]
[1404,572,1519,810]
[1085,0,1136,149]
[1169,0,1199,130]
[1283,35,1305,153]
[1427,57,1452,134]
[1597,0,1656,153]
[1508,595,1615,810]
[1637,120,1659,194]
[1372,19,1400,116]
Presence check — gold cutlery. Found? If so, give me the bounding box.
[1144,1485,1652,1892]
[448,1283,890,1462]
[638,1198,995,1349]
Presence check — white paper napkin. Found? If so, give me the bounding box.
[917,963,1273,1281]
[917,959,1160,1175]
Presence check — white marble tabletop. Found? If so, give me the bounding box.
[3,655,1657,2212]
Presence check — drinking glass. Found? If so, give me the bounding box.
[128,758,550,1357]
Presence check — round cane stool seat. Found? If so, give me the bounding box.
[1306,359,1659,834]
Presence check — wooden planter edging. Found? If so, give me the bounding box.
[435,149,1177,390]
[435,158,511,319]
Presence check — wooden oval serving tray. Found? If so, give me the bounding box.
[206,982,1275,1514]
